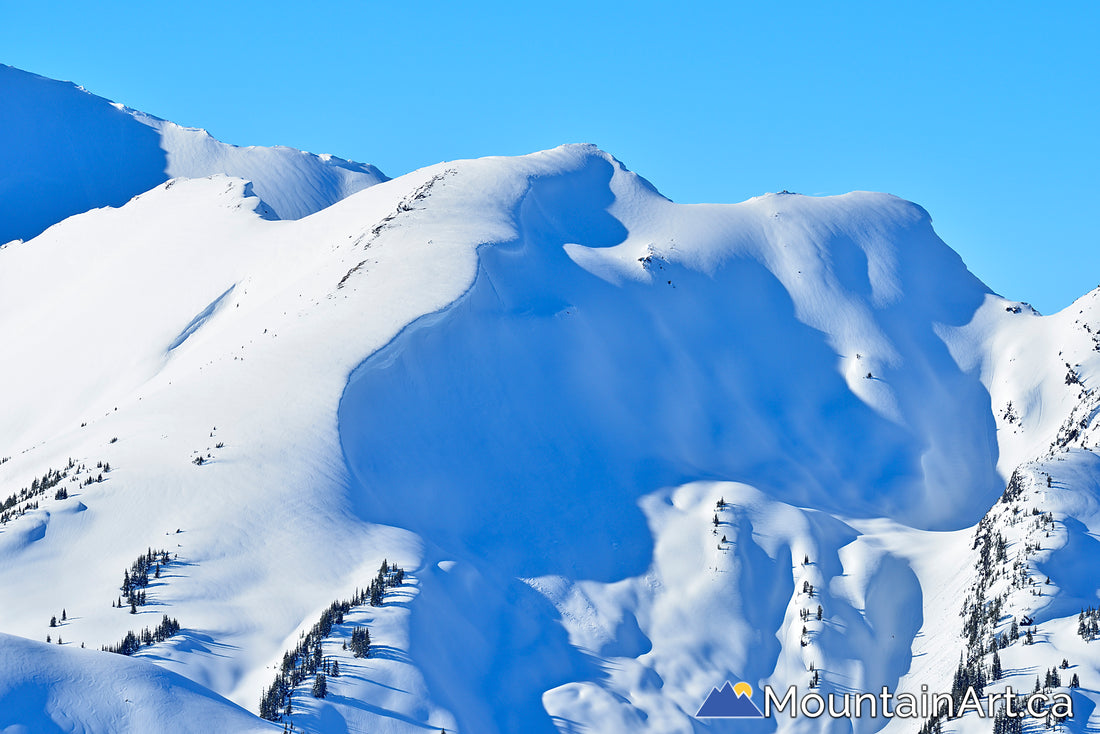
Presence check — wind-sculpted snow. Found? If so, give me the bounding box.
[339,150,1001,574]
[139,112,388,220]
[335,147,1005,731]
[0,64,386,246]
[1,125,1100,733]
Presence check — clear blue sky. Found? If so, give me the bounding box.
[3,1,1096,313]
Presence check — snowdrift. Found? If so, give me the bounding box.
[0,632,272,733]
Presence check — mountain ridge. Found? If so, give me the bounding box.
[0,64,387,247]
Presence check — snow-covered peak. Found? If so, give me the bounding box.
[0,64,387,246]
[128,109,387,220]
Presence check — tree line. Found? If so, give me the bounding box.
[102,615,181,655]
[260,559,405,722]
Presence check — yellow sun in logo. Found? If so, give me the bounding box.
[733,682,753,698]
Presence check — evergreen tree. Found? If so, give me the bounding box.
[259,686,279,721]
[331,660,340,677]
[312,673,327,698]
[992,649,1002,680]
[350,627,371,658]
[50,615,57,627]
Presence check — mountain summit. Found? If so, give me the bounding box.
[0,64,387,245]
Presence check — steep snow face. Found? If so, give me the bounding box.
[1,137,1098,734]
[339,156,1000,569]
[0,65,166,247]
[938,285,1100,473]
[0,64,386,246]
[332,147,1005,733]
[131,112,388,220]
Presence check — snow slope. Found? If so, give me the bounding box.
[1,107,1100,733]
[0,632,273,734]
[0,64,387,247]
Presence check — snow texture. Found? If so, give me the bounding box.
[3,67,1100,734]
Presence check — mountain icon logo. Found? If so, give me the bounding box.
[696,681,766,718]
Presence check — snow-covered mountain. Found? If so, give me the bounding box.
[2,68,1100,734]
[0,64,387,247]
